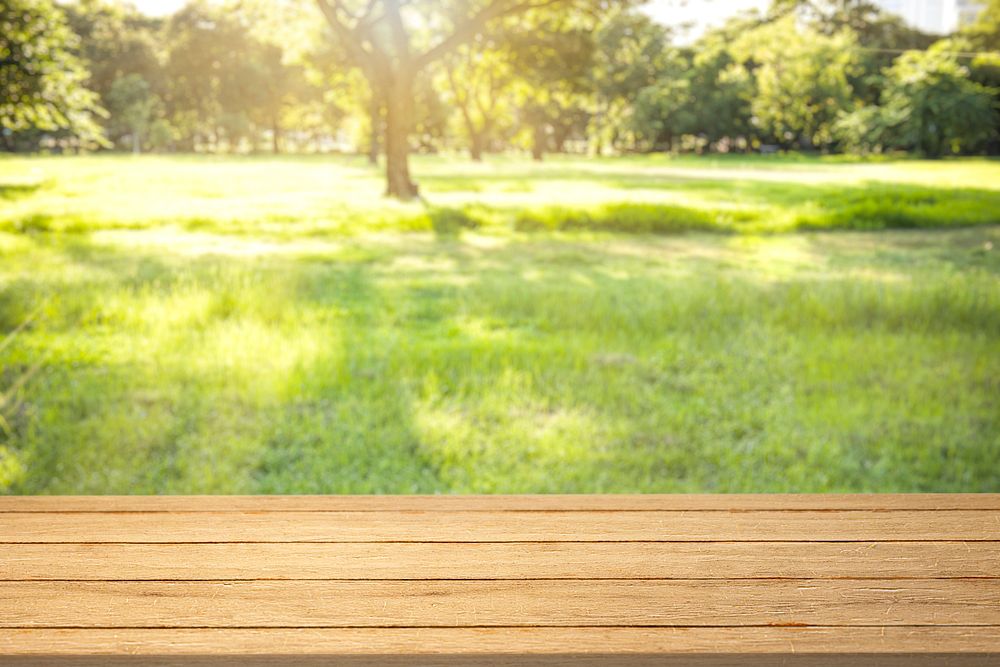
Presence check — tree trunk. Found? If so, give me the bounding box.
[383,75,418,200]
[272,119,282,154]
[455,91,484,162]
[368,94,381,165]
[132,130,141,155]
[531,123,546,162]
[470,132,484,162]
[554,126,569,154]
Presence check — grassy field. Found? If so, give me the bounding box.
[1,154,998,493]
[4,153,1000,235]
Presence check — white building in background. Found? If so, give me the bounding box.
[955,0,987,27]
[873,0,984,34]
[643,0,986,41]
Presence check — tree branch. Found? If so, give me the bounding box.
[316,0,395,86]
[383,0,413,69]
[316,0,370,65]
[414,0,569,71]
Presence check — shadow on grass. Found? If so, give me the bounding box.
[0,182,43,200]
[416,165,1000,234]
[0,239,450,493]
[250,261,447,494]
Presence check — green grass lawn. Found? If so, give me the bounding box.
[1,154,998,493]
[4,153,1000,235]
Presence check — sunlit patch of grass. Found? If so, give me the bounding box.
[2,154,998,237]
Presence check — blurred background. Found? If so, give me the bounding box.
[4,0,999,161]
[0,0,998,494]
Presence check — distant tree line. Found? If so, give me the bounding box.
[3,0,998,166]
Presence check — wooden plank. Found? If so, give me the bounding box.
[3,580,998,628]
[3,654,996,667]
[3,542,998,580]
[2,494,998,512]
[2,496,997,665]
[2,627,999,656]
[3,510,999,543]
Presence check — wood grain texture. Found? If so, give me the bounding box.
[4,579,999,628]
[1,495,998,664]
[3,494,998,512]
[3,541,998,580]
[3,510,999,542]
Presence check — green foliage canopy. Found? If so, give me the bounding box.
[879,42,998,156]
[106,73,157,152]
[0,0,103,143]
[735,15,860,148]
[2,0,998,160]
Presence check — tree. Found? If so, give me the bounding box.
[148,118,179,152]
[505,10,596,159]
[960,0,1000,152]
[962,0,999,52]
[163,3,230,150]
[684,39,754,149]
[107,74,158,153]
[631,72,695,151]
[0,0,104,150]
[302,37,368,158]
[411,72,450,153]
[878,42,997,157]
[832,103,888,153]
[774,0,935,104]
[161,2,301,153]
[441,36,515,161]
[629,26,755,154]
[733,15,859,149]
[314,0,596,199]
[219,28,312,154]
[779,0,932,48]
[64,0,163,145]
[592,9,672,153]
[232,40,287,152]
[224,0,349,154]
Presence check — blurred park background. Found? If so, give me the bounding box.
[1,0,998,494]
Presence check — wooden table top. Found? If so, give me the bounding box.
[1,494,999,666]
